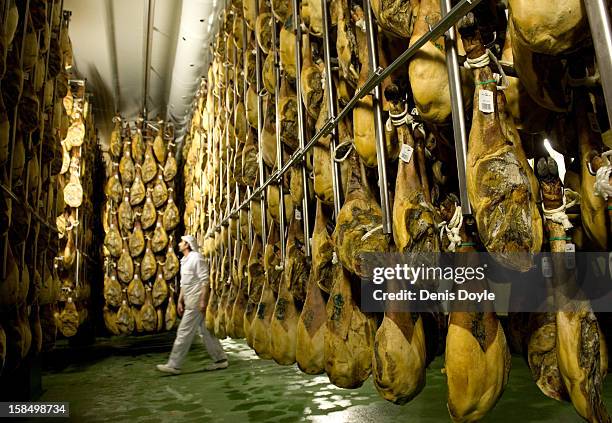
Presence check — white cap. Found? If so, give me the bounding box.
[181,235,199,252]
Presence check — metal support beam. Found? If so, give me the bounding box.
[206,0,484,236]
[441,0,471,215]
[584,0,612,127]
[104,0,121,112]
[242,13,254,249]
[142,0,156,118]
[272,16,287,260]
[363,0,392,234]
[321,0,343,218]
[254,0,267,246]
[292,0,311,257]
[3,0,30,278]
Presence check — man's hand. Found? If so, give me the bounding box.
[177,291,185,316]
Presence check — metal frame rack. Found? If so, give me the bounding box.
[203,0,486,245]
[1,0,68,279]
[199,0,612,257]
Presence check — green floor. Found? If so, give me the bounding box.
[38,336,611,422]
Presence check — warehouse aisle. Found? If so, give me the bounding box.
[38,337,611,422]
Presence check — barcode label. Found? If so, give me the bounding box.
[479,90,494,114]
[399,144,414,164]
[541,257,553,278]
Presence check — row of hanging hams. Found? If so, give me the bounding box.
[186,0,612,421]
[50,83,96,341]
[0,0,89,376]
[101,117,179,336]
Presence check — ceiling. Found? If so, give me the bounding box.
[63,0,223,145]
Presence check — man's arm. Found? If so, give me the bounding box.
[199,284,210,314]
[177,287,185,316]
[197,257,210,314]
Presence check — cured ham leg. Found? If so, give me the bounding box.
[445,224,511,422]
[409,0,471,124]
[230,244,249,339]
[538,144,610,422]
[373,88,434,404]
[458,13,542,272]
[297,201,331,374]
[324,263,376,389]
[245,237,265,346]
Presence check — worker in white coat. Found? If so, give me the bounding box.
[157,235,228,374]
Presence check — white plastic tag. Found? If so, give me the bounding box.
[399,144,414,164]
[541,256,553,278]
[588,112,601,133]
[565,243,575,270]
[479,90,494,114]
[295,209,302,220]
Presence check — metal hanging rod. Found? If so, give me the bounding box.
[293,0,311,257]
[584,0,612,127]
[364,0,392,234]
[272,14,287,261]
[0,183,59,236]
[142,0,156,118]
[207,0,484,237]
[321,0,343,219]
[441,0,471,215]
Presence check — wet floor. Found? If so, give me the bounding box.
[38,336,611,422]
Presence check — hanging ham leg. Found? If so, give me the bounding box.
[445,221,511,423]
[324,263,376,389]
[458,13,542,272]
[538,144,611,422]
[372,88,433,404]
[297,201,331,374]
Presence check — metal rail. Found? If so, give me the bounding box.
[142,0,156,118]
[292,0,311,257]
[206,0,484,237]
[0,183,59,235]
[321,0,343,218]
[242,13,254,249]
[254,0,267,245]
[363,0,392,234]
[2,0,31,277]
[272,14,286,260]
[441,0,471,215]
[584,0,612,127]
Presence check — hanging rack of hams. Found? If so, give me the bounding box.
[0,1,103,381]
[54,80,97,341]
[180,0,612,420]
[100,116,179,335]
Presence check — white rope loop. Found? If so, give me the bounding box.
[594,151,612,200]
[387,103,416,128]
[437,205,463,252]
[334,140,354,163]
[464,49,509,91]
[541,188,581,230]
[361,225,383,242]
